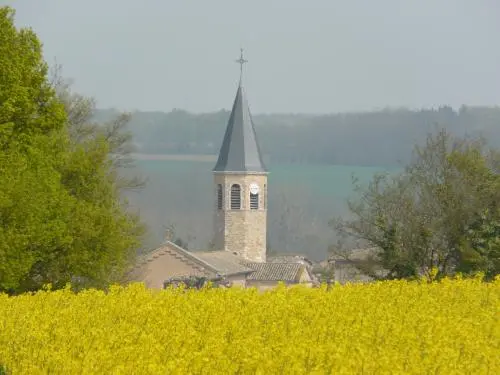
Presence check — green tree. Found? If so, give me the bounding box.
[458,210,500,279]
[331,129,500,280]
[0,8,66,141]
[0,7,69,291]
[49,63,146,192]
[0,7,144,293]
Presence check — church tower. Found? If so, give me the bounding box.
[213,49,268,263]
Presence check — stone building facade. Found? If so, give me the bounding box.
[213,172,267,262]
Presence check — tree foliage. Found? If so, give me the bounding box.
[0,7,144,293]
[0,8,66,141]
[50,63,146,192]
[332,129,500,280]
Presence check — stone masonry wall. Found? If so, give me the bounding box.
[213,172,267,262]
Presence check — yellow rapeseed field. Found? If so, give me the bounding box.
[0,276,498,374]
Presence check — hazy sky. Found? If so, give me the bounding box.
[5,0,500,113]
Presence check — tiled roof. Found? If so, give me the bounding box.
[134,242,219,275]
[135,243,256,277]
[243,262,303,282]
[267,255,314,267]
[133,244,313,283]
[194,251,254,276]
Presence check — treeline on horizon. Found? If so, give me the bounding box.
[96,105,500,167]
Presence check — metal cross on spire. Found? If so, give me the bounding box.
[235,48,248,83]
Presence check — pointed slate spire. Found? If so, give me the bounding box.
[213,50,267,173]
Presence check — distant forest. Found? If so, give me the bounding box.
[96,105,500,167]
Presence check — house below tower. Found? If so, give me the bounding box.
[127,241,315,290]
[128,50,315,290]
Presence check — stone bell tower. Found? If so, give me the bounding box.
[212,49,268,263]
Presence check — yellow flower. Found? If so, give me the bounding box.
[0,277,498,374]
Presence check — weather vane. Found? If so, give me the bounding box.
[235,48,248,82]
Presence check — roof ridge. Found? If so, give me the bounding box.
[189,249,255,276]
[243,261,301,266]
[166,242,223,274]
[137,241,221,275]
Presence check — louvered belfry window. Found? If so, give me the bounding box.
[250,193,259,209]
[230,184,241,209]
[217,184,223,210]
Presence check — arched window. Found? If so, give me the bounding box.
[250,192,259,209]
[230,184,241,209]
[217,184,223,210]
